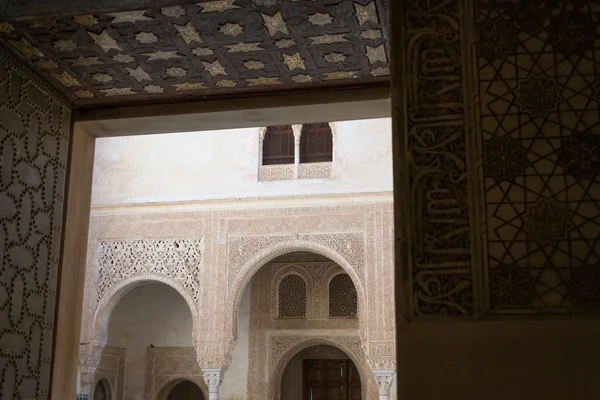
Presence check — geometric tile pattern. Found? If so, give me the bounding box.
[0,47,71,399]
[0,0,389,108]
[477,0,600,313]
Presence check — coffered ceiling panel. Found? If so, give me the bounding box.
[0,0,389,108]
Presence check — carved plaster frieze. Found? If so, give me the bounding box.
[96,238,203,303]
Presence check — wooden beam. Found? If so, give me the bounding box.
[74,86,391,137]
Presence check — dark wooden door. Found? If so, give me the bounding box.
[303,359,361,400]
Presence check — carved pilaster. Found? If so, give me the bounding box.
[202,368,225,400]
[373,371,395,400]
[78,342,105,396]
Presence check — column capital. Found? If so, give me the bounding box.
[259,126,268,141]
[373,371,395,397]
[202,368,225,399]
[291,124,302,141]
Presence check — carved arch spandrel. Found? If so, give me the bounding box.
[224,240,367,347]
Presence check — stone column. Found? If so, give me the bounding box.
[291,124,302,178]
[202,368,225,400]
[258,127,267,179]
[373,371,395,400]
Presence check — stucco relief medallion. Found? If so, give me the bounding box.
[483,136,530,181]
[524,198,573,246]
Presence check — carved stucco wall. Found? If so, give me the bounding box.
[80,201,396,395]
[0,46,71,399]
[391,0,600,399]
[144,347,208,400]
[396,0,600,318]
[92,346,126,400]
[245,254,378,399]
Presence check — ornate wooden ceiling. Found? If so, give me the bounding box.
[0,0,389,108]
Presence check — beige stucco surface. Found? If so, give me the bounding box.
[90,119,392,206]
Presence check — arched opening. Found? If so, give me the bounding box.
[167,380,205,400]
[93,378,111,400]
[236,250,367,399]
[279,345,363,400]
[262,125,295,165]
[106,282,195,399]
[227,241,366,344]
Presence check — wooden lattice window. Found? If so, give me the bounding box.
[300,123,333,163]
[278,274,307,317]
[262,125,295,165]
[329,274,357,317]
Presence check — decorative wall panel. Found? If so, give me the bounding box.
[396,0,476,316]
[329,273,358,317]
[96,238,203,303]
[0,47,71,400]
[246,255,376,400]
[278,274,307,317]
[476,0,600,313]
[396,0,600,316]
[95,346,126,400]
[144,347,208,400]
[0,0,389,107]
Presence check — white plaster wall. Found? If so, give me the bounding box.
[107,283,194,400]
[91,118,392,206]
[220,286,251,400]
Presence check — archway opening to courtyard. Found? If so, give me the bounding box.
[105,282,196,400]
[166,380,205,400]
[281,345,362,400]
[92,378,111,400]
[233,250,366,399]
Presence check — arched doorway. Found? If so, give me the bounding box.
[280,345,362,400]
[167,380,205,400]
[106,282,196,399]
[93,378,111,400]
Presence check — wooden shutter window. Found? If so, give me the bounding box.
[262,125,295,165]
[300,123,333,163]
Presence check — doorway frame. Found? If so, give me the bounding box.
[50,86,391,400]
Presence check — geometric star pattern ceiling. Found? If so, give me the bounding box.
[0,0,389,108]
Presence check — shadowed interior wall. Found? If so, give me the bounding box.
[0,47,71,399]
[167,380,204,400]
[392,0,600,399]
[107,283,193,400]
